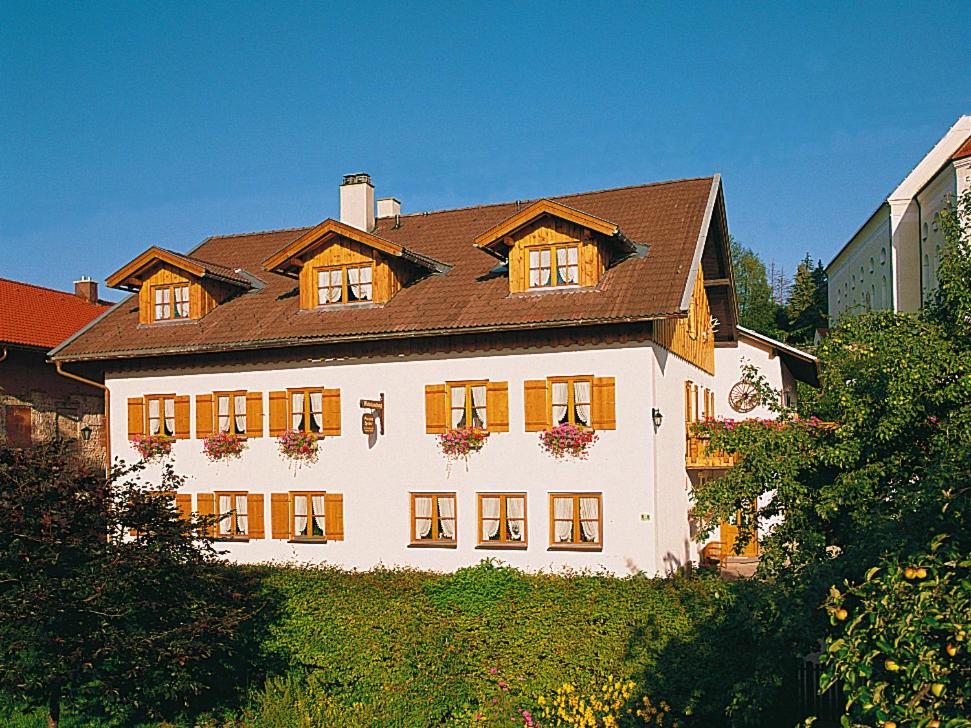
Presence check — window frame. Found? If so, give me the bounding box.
[527,243,580,289]
[213,390,248,436]
[446,379,489,430]
[313,263,375,306]
[409,492,457,547]
[547,375,594,428]
[214,490,249,540]
[143,394,177,437]
[548,492,603,550]
[289,490,328,542]
[476,492,528,549]
[151,282,190,322]
[286,387,327,436]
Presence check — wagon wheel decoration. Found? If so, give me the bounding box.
[728,381,760,413]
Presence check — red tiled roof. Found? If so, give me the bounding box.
[52,176,723,361]
[0,278,111,350]
[953,135,971,161]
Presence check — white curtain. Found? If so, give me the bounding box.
[235,494,248,535]
[553,497,574,542]
[358,266,373,300]
[579,497,599,543]
[450,386,466,429]
[155,287,170,319]
[529,250,541,287]
[163,397,175,436]
[551,382,569,425]
[471,385,487,428]
[327,269,342,303]
[565,246,579,284]
[312,494,326,536]
[506,496,525,541]
[539,249,552,285]
[573,380,591,427]
[481,497,501,540]
[415,496,432,539]
[348,266,373,301]
[438,496,456,540]
[294,495,308,537]
[309,391,323,432]
[148,399,161,435]
[218,494,232,535]
[291,392,304,430]
[234,395,246,434]
[174,285,189,317]
[218,395,231,433]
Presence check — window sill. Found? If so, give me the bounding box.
[214,536,250,542]
[304,301,382,311]
[408,541,457,549]
[288,538,328,544]
[476,543,528,550]
[547,544,602,552]
[137,319,199,329]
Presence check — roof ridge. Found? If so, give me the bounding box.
[203,224,315,241]
[0,276,109,305]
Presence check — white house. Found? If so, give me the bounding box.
[827,115,971,321]
[51,173,816,576]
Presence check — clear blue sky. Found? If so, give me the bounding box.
[2,1,969,301]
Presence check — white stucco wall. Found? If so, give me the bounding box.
[828,208,893,321]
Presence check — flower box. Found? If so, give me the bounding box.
[131,433,173,463]
[437,426,490,464]
[277,429,319,466]
[538,423,598,460]
[202,432,247,462]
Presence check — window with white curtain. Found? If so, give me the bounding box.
[215,392,247,435]
[528,244,579,289]
[291,492,326,539]
[549,376,592,427]
[549,493,602,547]
[315,264,375,305]
[216,492,248,538]
[411,493,456,545]
[145,395,176,436]
[477,493,527,546]
[448,382,488,429]
[288,389,325,434]
[152,283,189,321]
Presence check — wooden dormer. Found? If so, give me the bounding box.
[262,219,448,310]
[106,247,254,324]
[473,199,636,294]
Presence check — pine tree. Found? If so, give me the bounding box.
[729,237,785,338]
[784,253,828,344]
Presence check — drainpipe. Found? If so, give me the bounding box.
[0,346,7,363]
[916,197,923,306]
[54,361,109,474]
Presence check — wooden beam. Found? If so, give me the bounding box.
[473,199,619,250]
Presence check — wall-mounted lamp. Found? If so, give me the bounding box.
[80,424,92,442]
[651,408,663,430]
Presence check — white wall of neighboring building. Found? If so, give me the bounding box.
[828,208,892,321]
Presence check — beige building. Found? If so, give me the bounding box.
[827,115,971,320]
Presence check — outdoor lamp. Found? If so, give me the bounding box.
[80,424,92,442]
[651,408,663,429]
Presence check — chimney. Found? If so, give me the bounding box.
[74,276,98,304]
[340,173,375,232]
[377,197,401,219]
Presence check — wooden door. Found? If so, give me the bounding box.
[719,508,759,557]
[5,405,32,448]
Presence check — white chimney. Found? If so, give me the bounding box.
[376,197,401,219]
[340,173,375,232]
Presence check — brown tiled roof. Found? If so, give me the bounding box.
[0,278,111,349]
[52,176,720,361]
[106,246,254,290]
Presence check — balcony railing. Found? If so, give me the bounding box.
[685,432,738,469]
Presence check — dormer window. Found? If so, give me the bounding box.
[315,263,374,305]
[153,283,190,321]
[528,245,579,288]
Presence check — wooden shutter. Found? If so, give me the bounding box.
[246,392,263,438]
[196,492,215,537]
[486,381,509,433]
[247,493,265,539]
[425,384,447,434]
[127,397,145,439]
[174,395,190,439]
[684,381,693,424]
[590,376,616,430]
[195,394,214,438]
[271,493,290,539]
[324,493,344,541]
[269,391,287,436]
[175,493,192,521]
[321,388,341,436]
[523,380,550,432]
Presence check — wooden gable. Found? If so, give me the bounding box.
[654,266,715,374]
[506,215,611,293]
[134,262,237,324]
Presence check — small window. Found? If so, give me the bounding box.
[411,493,456,546]
[288,388,325,434]
[549,493,602,548]
[152,283,189,321]
[528,244,579,288]
[315,264,374,305]
[145,395,176,436]
[448,381,488,429]
[215,391,247,435]
[549,376,593,427]
[216,491,249,538]
[291,492,327,540]
[478,493,527,547]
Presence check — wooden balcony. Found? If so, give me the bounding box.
[685,432,738,470]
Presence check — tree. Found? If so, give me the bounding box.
[0,441,249,727]
[784,253,828,344]
[730,236,785,338]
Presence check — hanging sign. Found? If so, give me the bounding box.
[359,393,385,435]
[362,413,376,435]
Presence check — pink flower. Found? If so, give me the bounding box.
[489,667,498,674]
